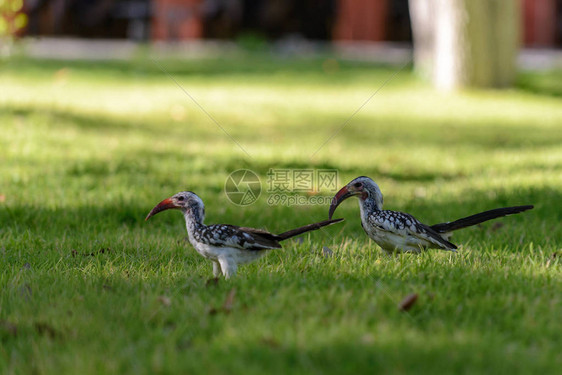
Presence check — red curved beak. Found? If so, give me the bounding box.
[145,198,178,221]
[329,186,354,219]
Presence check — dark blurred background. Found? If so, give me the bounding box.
[19,0,562,47]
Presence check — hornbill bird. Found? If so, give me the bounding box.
[146,191,343,278]
[329,176,533,254]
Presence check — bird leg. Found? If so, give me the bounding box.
[212,261,222,278]
[218,256,237,279]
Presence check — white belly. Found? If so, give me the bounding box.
[192,242,269,263]
[364,225,429,254]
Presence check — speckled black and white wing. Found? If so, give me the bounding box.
[192,224,282,251]
[367,210,457,251]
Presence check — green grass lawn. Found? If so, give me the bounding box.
[1,54,561,374]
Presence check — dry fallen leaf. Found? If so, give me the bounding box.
[158,296,171,307]
[261,336,280,348]
[170,104,187,122]
[209,287,237,315]
[222,288,236,312]
[398,293,418,311]
[53,68,70,86]
[546,251,560,268]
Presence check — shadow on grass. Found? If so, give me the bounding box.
[516,70,562,98]
[1,105,157,134]
[1,185,558,250]
[1,263,557,374]
[186,334,551,374]
[1,55,403,83]
[4,100,561,155]
[3,103,561,190]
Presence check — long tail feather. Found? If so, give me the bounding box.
[430,205,533,233]
[277,218,344,241]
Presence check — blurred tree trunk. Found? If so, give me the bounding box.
[409,0,435,80]
[409,0,520,90]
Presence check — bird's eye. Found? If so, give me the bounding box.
[354,182,362,188]
[177,196,185,201]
